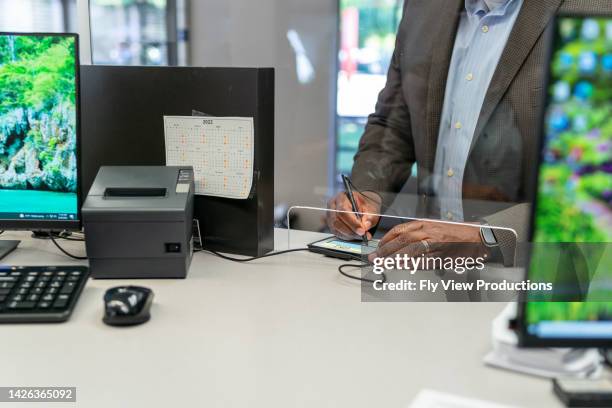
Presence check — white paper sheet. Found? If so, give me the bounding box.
[164,116,254,199]
[408,389,519,408]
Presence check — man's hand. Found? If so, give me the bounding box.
[369,220,486,262]
[327,191,382,241]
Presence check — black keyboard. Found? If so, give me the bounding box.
[0,266,89,323]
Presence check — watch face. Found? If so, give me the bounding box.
[481,227,498,246]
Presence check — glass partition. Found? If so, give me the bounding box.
[285,206,525,302]
[4,0,603,305]
[285,206,610,303]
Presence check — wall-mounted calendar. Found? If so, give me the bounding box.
[164,116,255,199]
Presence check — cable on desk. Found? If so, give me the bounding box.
[58,230,86,242]
[48,232,88,260]
[205,248,311,262]
[338,262,386,284]
[59,235,86,242]
[204,248,386,284]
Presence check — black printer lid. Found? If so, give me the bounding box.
[82,166,194,222]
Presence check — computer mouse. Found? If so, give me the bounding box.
[103,286,154,327]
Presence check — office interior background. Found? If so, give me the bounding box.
[0,0,402,229]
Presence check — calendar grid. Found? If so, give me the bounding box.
[164,116,255,199]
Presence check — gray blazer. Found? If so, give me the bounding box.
[351,0,612,265]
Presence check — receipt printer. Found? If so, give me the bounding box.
[83,166,195,279]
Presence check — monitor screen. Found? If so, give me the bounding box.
[521,16,612,346]
[0,33,79,227]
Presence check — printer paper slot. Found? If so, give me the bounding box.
[104,188,167,198]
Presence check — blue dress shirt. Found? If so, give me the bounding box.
[432,0,523,221]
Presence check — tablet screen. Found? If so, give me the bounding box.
[310,237,379,255]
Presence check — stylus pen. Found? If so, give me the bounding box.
[341,174,368,246]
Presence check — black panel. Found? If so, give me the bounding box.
[80,66,274,256]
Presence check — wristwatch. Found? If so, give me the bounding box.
[480,226,499,248]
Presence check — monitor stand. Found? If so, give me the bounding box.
[0,240,20,260]
[31,230,70,239]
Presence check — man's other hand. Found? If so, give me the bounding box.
[368,220,486,263]
[327,191,382,241]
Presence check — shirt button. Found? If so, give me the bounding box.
[454,121,462,129]
[466,73,474,81]
[447,168,455,177]
[482,25,489,33]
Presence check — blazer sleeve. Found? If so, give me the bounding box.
[350,32,416,204]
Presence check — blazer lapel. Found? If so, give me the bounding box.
[424,0,463,171]
[470,0,564,152]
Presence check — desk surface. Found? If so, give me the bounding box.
[0,229,560,408]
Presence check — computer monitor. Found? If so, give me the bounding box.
[517,15,612,348]
[0,33,81,259]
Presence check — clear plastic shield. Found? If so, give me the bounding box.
[284,206,610,303]
[286,206,523,302]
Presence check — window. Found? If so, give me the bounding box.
[334,0,403,186]
[0,0,76,33]
[89,0,189,66]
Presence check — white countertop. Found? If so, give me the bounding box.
[0,229,560,408]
